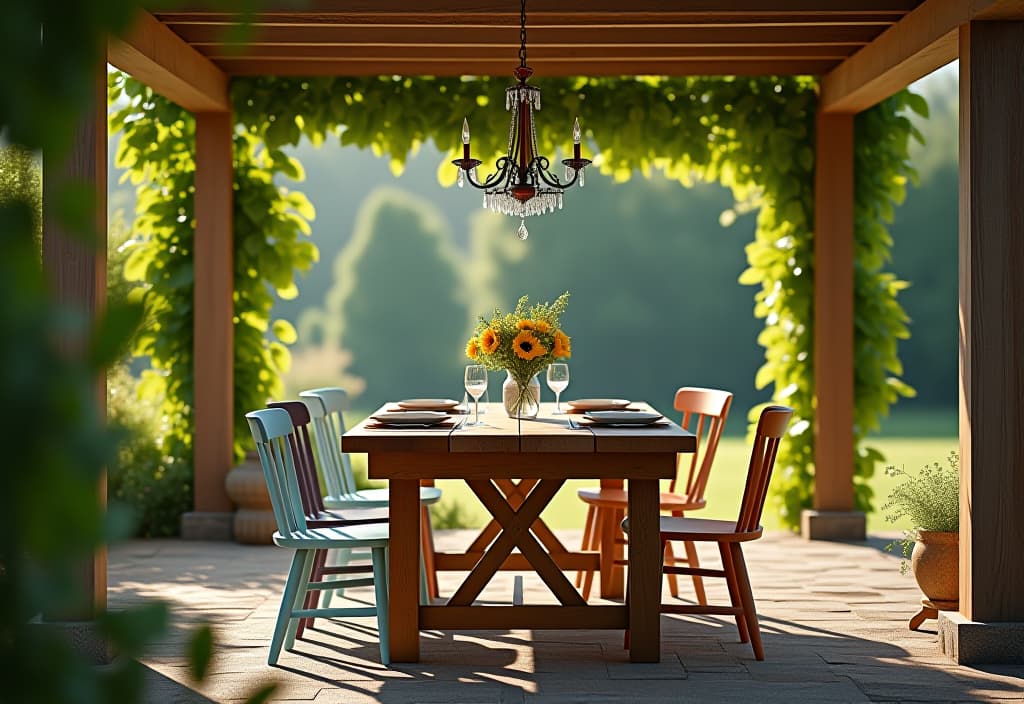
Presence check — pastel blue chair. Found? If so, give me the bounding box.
[246,408,390,666]
[299,387,442,598]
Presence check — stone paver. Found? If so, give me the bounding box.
[109,531,1024,703]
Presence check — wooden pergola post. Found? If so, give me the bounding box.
[938,20,1024,665]
[181,111,235,539]
[803,109,865,541]
[41,68,108,622]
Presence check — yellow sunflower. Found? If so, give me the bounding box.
[466,337,480,360]
[516,319,536,330]
[552,329,572,358]
[480,327,500,354]
[513,330,547,361]
[533,320,552,333]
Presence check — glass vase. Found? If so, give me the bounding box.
[502,370,540,418]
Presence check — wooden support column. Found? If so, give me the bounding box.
[41,69,107,619]
[802,110,865,541]
[939,20,1024,665]
[183,110,235,537]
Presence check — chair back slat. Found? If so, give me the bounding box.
[671,387,733,506]
[269,401,326,517]
[246,408,309,537]
[300,388,358,497]
[735,405,793,533]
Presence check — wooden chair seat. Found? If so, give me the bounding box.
[627,516,763,543]
[324,486,442,509]
[272,523,389,549]
[577,486,703,512]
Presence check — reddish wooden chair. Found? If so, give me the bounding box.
[576,387,733,602]
[623,405,793,661]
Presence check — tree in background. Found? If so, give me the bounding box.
[304,187,470,407]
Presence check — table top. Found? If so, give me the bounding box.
[342,401,696,455]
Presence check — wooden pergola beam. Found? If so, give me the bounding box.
[157,1,921,17]
[818,0,1021,113]
[108,10,229,113]
[215,58,842,77]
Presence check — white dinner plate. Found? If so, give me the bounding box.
[567,398,632,411]
[583,411,663,426]
[371,411,449,426]
[397,398,461,411]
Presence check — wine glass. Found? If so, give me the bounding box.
[547,363,570,415]
[464,365,488,426]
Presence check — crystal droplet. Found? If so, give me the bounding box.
[517,219,529,240]
[579,168,585,188]
[483,193,488,209]
[457,169,465,188]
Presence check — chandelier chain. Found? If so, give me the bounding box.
[518,0,527,67]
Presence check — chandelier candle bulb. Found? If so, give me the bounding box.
[573,117,581,160]
[462,117,471,159]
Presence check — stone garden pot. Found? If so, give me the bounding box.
[908,529,959,630]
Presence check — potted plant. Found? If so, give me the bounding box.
[882,451,960,630]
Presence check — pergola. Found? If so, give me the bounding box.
[43,1,1023,664]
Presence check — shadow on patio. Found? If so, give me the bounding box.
[111,531,1024,703]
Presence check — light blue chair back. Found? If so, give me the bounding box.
[299,387,358,497]
[245,408,310,538]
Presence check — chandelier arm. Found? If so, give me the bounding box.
[466,158,513,190]
[531,156,578,189]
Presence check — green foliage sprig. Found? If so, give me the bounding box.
[883,451,960,571]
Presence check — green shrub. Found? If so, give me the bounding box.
[107,364,191,536]
[883,451,959,571]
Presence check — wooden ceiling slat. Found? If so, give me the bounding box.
[155,1,921,16]
[201,44,857,61]
[169,24,887,46]
[213,57,842,77]
[153,13,902,28]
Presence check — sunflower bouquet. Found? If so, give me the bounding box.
[466,292,572,417]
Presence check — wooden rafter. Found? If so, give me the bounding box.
[820,0,1024,113]
[108,10,229,113]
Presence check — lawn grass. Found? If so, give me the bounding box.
[348,430,957,534]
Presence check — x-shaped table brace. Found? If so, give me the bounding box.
[447,478,586,607]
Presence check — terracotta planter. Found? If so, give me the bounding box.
[907,530,958,630]
[911,530,959,602]
[224,454,276,545]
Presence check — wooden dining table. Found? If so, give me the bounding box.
[342,401,695,663]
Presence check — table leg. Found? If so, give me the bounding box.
[627,478,660,662]
[388,478,420,662]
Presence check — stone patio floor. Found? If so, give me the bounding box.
[109,530,1024,703]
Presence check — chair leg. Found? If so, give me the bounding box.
[682,540,708,606]
[284,549,316,652]
[297,549,326,638]
[575,505,596,588]
[269,550,309,666]
[420,505,439,599]
[584,508,609,601]
[729,543,763,660]
[663,540,680,598]
[371,546,390,666]
[718,542,749,644]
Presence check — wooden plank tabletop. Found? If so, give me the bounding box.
[343,401,695,455]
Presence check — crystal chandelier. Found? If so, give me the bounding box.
[451,0,591,240]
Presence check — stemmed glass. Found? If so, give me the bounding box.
[464,365,488,426]
[547,363,570,415]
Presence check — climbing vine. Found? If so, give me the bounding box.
[112,73,920,530]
